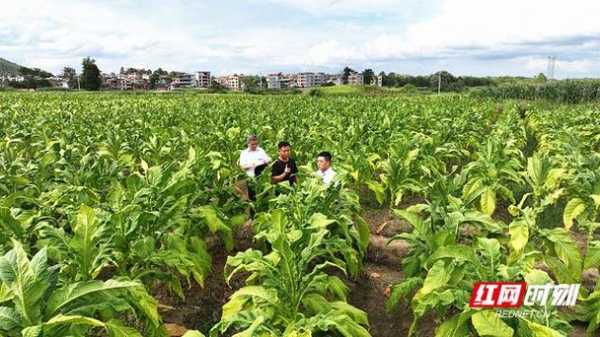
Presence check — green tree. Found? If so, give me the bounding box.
[535,72,548,82]
[149,68,167,89]
[341,66,354,84]
[430,70,456,92]
[362,69,375,85]
[62,66,78,89]
[80,57,102,91]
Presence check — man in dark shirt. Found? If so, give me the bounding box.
[271,141,298,185]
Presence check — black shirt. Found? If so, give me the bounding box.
[271,158,298,184]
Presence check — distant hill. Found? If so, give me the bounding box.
[0,57,23,75]
[0,57,53,77]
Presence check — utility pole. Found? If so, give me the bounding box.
[77,74,81,90]
[546,56,556,80]
[438,72,441,95]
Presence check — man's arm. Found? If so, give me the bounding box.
[271,163,290,183]
[271,171,288,183]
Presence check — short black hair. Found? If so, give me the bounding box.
[278,141,291,149]
[317,151,332,162]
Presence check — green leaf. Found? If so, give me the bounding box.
[106,319,143,337]
[43,314,105,328]
[591,194,600,209]
[193,206,233,251]
[0,306,20,330]
[524,320,565,337]
[0,207,25,239]
[393,209,426,235]
[415,260,451,299]
[435,312,470,337]
[229,286,277,304]
[46,279,141,317]
[21,325,42,337]
[182,331,206,337]
[71,205,109,279]
[524,269,553,285]
[231,315,265,337]
[481,188,497,216]
[563,198,586,230]
[0,240,48,327]
[584,243,600,270]
[309,213,335,229]
[472,310,513,337]
[366,181,385,205]
[508,219,529,257]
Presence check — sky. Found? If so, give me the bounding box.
[1,0,599,78]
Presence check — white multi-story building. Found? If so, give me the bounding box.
[313,73,325,86]
[296,72,315,88]
[266,73,283,89]
[216,74,243,91]
[348,71,364,85]
[171,73,194,89]
[194,71,211,88]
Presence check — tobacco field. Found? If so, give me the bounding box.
[0,92,599,337]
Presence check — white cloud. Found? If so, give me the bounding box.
[1,0,599,77]
[263,0,406,15]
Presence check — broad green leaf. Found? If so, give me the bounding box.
[230,286,277,304]
[0,207,24,239]
[193,206,233,251]
[481,188,496,216]
[584,243,600,270]
[46,279,141,316]
[435,312,470,337]
[106,319,143,337]
[393,209,426,235]
[0,240,48,327]
[508,219,529,257]
[366,181,385,205]
[563,198,586,230]
[524,269,553,285]
[472,310,513,337]
[231,315,265,337]
[21,325,42,337]
[591,194,600,209]
[44,314,105,328]
[309,213,335,229]
[0,306,20,331]
[415,260,451,299]
[182,330,206,337]
[525,320,565,337]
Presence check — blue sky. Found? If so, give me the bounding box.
[1,0,599,78]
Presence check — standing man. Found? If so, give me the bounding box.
[316,151,336,186]
[239,134,271,201]
[271,141,298,185]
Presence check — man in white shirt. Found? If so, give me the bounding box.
[316,151,336,186]
[239,134,271,201]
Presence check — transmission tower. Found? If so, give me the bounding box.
[546,56,556,80]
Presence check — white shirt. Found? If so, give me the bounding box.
[239,147,271,177]
[316,167,336,186]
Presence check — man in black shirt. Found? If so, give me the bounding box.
[271,141,298,185]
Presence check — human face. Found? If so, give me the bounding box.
[317,156,330,171]
[278,146,290,160]
[248,139,258,151]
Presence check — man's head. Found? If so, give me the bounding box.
[247,134,258,151]
[278,141,291,160]
[317,151,332,171]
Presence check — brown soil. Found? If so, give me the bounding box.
[151,207,599,337]
[153,245,234,335]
